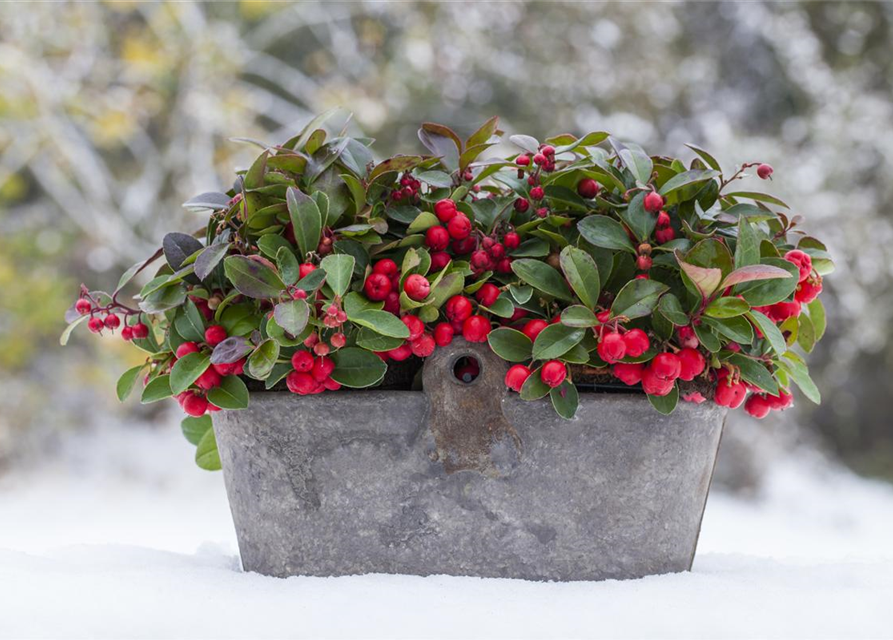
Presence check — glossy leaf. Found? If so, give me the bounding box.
[321,254,355,297]
[223,256,285,299]
[550,380,579,419]
[487,328,533,362]
[532,324,586,361]
[286,187,322,259]
[207,375,250,410]
[559,246,600,309]
[577,215,636,254]
[611,279,669,319]
[330,347,388,388]
[170,352,211,395]
[116,365,145,402]
[511,259,574,301]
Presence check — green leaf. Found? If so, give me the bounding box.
[195,427,222,471]
[559,246,600,309]
[648,384,679,415]
[560,305,599,327]
[170,352,211,395]
[797,312,816,353]
[658,169,719,197]
[483,295,515,318]
[243,150,268,190]
[577,215,636,254]
[807,299,826,341]
[286,187,322,258]
[532,324,586,361]
[162,232,203,272]
[550,380,579,419]
[330,347,388,388]
[676,251,722,300]
[139,282,187,314]
[737,258,800,306]
[724,191,789,209]
[419,123,462,172]
[747,311,787,357]
[181,415,213,446]
[194,243,230,281]
[721,264,794,289]
[611,279,669,319]
[511,259,574,302]
[695,324,721,353]
[702,316,754,345]
[348,309,410,339]
[618,192,656,243]
[141,375,173,404]
[248,339,280,380]
[407,211,440,234]
[224,256,286,299]
[321,254,355,297]
[257,235,293,260]
[276,247,300,286]
[735,218,760,269]
[510,237,551,258]
[356,328,404,352]
[369,155,425,183]
[685,144,722,172]
[273,299,310,336]
[487,328,533,362]
[658,294,688,325]
[174,299,206,342]
[207,375,250,410]
[727,354,778,395]
[705,296,750,318]
[520,367,550,400]
[60,314,88,346]
[415,170,454,188]
[780,353,821,404]
[509,134,540,154]
[116,365,145,402]
[610,138,653,186]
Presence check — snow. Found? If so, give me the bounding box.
[1,421,891,639]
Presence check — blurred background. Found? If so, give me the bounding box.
[1,0,891,493]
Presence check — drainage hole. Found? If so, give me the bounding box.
[452,356,481,384]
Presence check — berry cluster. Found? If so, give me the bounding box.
[75,291,149,341]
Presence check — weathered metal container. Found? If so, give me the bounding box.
[214,338,726,582]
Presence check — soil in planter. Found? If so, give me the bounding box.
[247,358,714,400]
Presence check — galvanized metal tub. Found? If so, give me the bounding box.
[213,338,726,582]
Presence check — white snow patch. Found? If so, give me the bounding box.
[0,421,891,639]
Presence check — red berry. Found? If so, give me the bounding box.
[451,236,476,254]
[75,298,92,315]
[795,275,822,304]
[445,296,473,323]
[121,326,134,341]
[182,393,209,416]
[387,343,413,361]
[677,348,706,381]
[622,329,650,358]
[402,315,425,341]
[540,360,567,388]
[540,145,555,156]
[715,379,747,408]
[447,214,472,240]
[470,250,492,272]
[433,322,454,347]
[496,258,512,273]
[656,211,671,228]
[503,232,520,250]
[641,366,675,396]
[213,357,245,376]
[514,198,530,213]
[425,225,450,251]
[515,155,531,166]
[313,342,330,356]
[322,377,341,391]
[597,332,626,364]
[364,273,392,301]
[757,164,774,180]
[533,153,547,166]
[434,199,458,223]
[768,300,802,322]
[204,325,227,347]
[636,254,652,271]
[373,259,398,276]
[784,250,813,283]
[505,364,532,392]
[403,274,430,301]
[311,356,335,382]
[291,289,308,300]
[430,251,451,272]
[291,350,314,372]
[644,191,664,213]
[536,207,549,218]
[383,291,400,314]
[475,283,500,307]
[677,326,699,349]
[530,186,545,201]
[299,263,316,279]
[176,342,200,359]
[651,352,682,381]
[655,227,676,244]
[744,394,771,419]
[613,362,644,386]
[196,367,222,390]
[286,371,317,395]
[410,333,436,358]
[766,390,793,411]
[577,178,599,199]
[488,243,505,260]
[522,319,549,342]
[131,322,149,339]
[331,333,346,348]
[462,315,491,343]
[682,392,706,405]
[104,314,120,330]
[596,310,611,324]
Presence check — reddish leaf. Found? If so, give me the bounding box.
[721,264,794,289]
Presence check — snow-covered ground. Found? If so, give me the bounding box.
[1,420,891,639]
